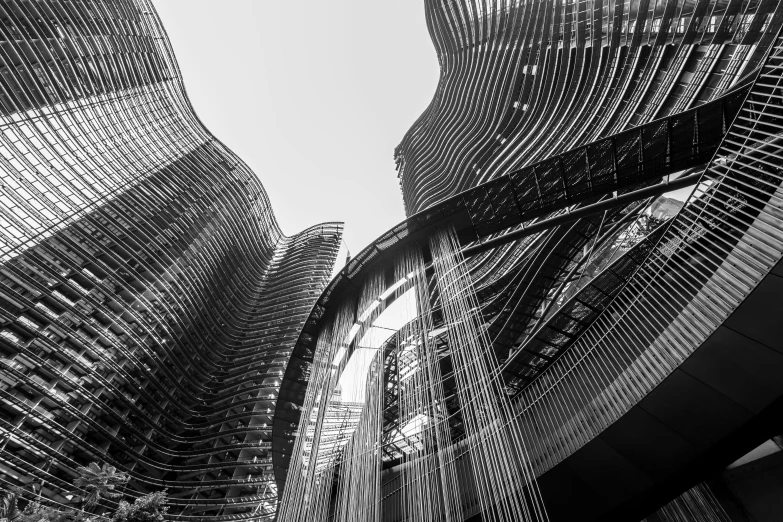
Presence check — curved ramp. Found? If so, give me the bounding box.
[509,31,783,521]
[536,260,783,521]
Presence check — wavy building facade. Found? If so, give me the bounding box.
[396,0,782,213]
[3,1,783,522]
[392,0,783,396]
[0,1,341,520]
[274,1,783,522]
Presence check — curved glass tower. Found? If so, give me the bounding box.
[0,1,341,520]
[396,0,782,214]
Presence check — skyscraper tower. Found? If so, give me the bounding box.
[4,2,783,522]
[396,0,782,213]
[0,1,341,519]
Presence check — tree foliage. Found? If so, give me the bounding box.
[110,492,168,522]
[1,462,168,522]
[0,489,84,522]
[17,502,81,522]
[72,463,129,511]
[0,487,20,521]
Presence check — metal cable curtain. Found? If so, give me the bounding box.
[429,226,548,522]
[639,483,733,522]
[278,228,549,522]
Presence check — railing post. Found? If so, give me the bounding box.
[584,146,594,193]
[558,156,570,204]
[638,127,644,182]
[611,136,619,189]
[666,114,672,170]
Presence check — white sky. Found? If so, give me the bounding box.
[151,0,439,268]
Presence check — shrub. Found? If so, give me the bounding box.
[110,492,167,522]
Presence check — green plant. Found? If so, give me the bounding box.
[17,502,83,522]
[0,487,20,521]
[110,492,167,522]
[72,463,128,512]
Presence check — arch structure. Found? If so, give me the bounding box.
[274,2,783,522]
[0,1,341,521]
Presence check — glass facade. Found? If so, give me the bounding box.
[276,1,783,521]
[396,0,782,214]
[0,1,341,520]
[2,1,783,521]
